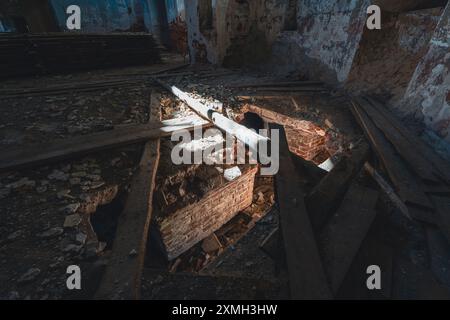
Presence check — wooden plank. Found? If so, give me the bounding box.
[337,232,393,299]
[351,100,434,211]
[291,152,327,187]
[254,86,325,92]
[141,270,284,300]
[227,80,324,88]
[358,97,438,183]
[430,195,450,244]
[305,142,369,231]
[95,92,161,299]
[271,123,332,299]
[260,155,327,263]
[364,162,412,220]
[259,227,285,264]
[0,80,144,98]
[320,182,379,293]
[0,115,209,173]
[237,95,295,101]
[424,184,450,196]
[366,96,450,184]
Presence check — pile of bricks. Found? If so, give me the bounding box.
[156,166,258,261]
[239,104,328,161]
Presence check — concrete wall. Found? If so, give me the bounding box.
[401,2,450,142]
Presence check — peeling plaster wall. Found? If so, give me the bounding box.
[401,2,450,142]
[50,0,153,32]
[186,0,288,65]
[185,0,217,63]
[269,0,369,83]
[346,8,442,105]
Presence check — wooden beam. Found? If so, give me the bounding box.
[271,123,332,299]
[366,96,450,185]
[95,91,161,299]
[254,87,325,92]
[0,80,144,99]
[364,162,412,220]
[227,80,324,88]
[429,195,450,244]
[0,115,209,173]
[259,227,285,264]
[305,142,369,231]
[259,154,327,263]
[358,97,438,183]
[291,152,327,187]
[351,100,434,211]
[154,80,270,162]
[320,181,379,293]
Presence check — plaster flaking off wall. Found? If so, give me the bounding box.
[402,2,450,142]
[346,8,442,105]
[270,0,369,83]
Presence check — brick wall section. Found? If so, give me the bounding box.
[157,166,258,260]
[239,104,327,161]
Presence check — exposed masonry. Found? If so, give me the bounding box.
[157,166,258,261]
[184,1,450,155]
[238,104,328,161]
[401,1,450,142]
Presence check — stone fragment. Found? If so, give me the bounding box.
[60,203,80,215]
[201,233,222,253]
[63,214,82,228]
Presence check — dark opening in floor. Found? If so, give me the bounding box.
[90,194,125,250]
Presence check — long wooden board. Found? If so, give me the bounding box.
[227,80,323,88]
[320,182,379,293]
[0,115,209,173]
[358,97,438,183]
[351,99,433,211]
[95,92,161,299]
[429,196,450,244]
[255,87,325,92]
[366,96,450,185]
[271,123,332,299]
[306,142,369,231]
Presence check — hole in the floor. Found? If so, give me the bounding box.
[145,109,340,274]
[90,194,125,250]
[241,112,265,131]
[240,110,334,166]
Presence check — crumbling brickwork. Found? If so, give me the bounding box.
[240,104,327,161]
[157,166,258,261]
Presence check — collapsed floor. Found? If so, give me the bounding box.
[1,52,450,300]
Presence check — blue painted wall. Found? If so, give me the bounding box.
[49,0,154,32]
[49,0,185,33]
[0,17,15,32]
